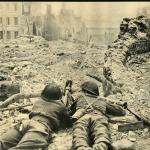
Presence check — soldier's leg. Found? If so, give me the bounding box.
[9,131,49,150]
[9,120,52,150]
[72,114,92,150]
[0,123,24,150]
[90,115,111,150]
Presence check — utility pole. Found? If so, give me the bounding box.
[22,2,32,42]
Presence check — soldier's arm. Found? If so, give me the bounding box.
[72,108,85,119]
[61,107,73,128]
[62,90,73,107]
[72,96,86,120]
[0,92,40,108]
[106,102,126,116]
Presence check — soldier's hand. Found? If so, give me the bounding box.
[71,117,78,123]
[116,102,127,109]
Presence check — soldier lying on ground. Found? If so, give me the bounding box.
[0,83,73,150]
[72,81,126,150]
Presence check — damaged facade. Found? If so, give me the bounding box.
[19,2,44,37]
[0,2,44,40]
[58,4,88,43]
[0,2,21,41]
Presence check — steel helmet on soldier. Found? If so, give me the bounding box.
[41,83,62,102]
[81,81,99,96]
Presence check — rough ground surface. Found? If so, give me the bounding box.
[0,37,107,149]
[0,16,150,150]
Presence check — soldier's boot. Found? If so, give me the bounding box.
[0,123,23,150]
[90,116,111,150]
[73,115,91,150]
[93,143,108,150]
[77,146,92,150]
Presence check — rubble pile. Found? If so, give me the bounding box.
[104,16,150,110]
[0,16,150,149]
[0,37,105,95]
[103,16,150,149]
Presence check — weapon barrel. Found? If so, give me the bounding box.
[126,107,150,127]
[62,80,73,106]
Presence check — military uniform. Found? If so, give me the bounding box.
[0,84,72,150]
[72,93,126,150]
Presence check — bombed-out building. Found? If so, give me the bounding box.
[21,2,45,36]
[0,2,91,44]
[58,3,88,43]
[0,2,45,41]
[0,2,22,41]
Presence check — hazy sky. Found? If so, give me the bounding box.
[42,2,150,28]
[49,2,149,16]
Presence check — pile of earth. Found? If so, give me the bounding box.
[102,16,150,149]
[102,16,150,119]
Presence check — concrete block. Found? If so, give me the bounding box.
[118,121,144,132]
[112,139,136,150]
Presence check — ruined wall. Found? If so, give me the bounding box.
[20,15,34,35]
[103,16,150,102]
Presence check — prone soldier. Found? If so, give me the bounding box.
[72,81,126,150]
[0,82,72,150]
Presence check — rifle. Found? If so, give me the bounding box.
[63,80,76,115]
[87,97,150,127]
[120,102,150,127]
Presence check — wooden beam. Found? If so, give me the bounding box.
[0,103,32,112]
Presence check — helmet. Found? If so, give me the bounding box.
[41,83,62,102]
[81,81,99,96]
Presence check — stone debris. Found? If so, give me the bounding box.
[136,138,150,150]
[117,121,144,132]
[112,139,136,150]
[128,131,137,142]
